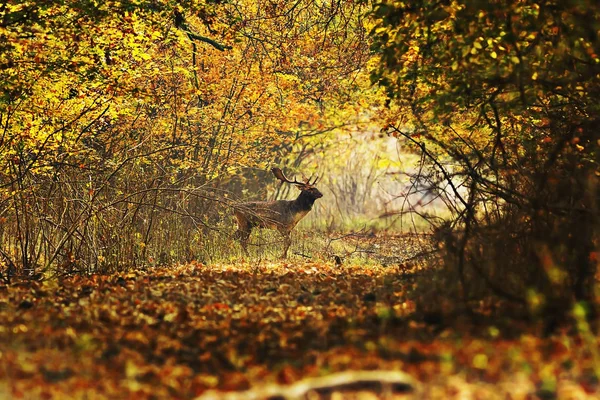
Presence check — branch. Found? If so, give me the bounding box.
[388,125,470,211]
[174,10,231,51]
[196,370,416,400]
[185,31,232,51]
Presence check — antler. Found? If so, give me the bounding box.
[271,167,304,186]
[272,167,320,187]
[302,174,320,186]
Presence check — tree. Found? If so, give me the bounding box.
[0,0,372,277]
[368,0,600,318]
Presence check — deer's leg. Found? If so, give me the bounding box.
[279,230,291,259]
[238,229,251,256]
[234,227,251,256]
[234,213,251,256]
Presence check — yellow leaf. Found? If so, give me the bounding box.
[473,353,488,369]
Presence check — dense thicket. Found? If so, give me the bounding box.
[369,0,600,317]
[0,0,370,278]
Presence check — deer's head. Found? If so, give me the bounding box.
[271,167,323,200]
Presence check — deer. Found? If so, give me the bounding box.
[233,167,323,258]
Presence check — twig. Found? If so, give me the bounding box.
[195,370,416,400]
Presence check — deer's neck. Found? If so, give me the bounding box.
[293,191,316,211]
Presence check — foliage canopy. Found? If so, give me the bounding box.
[369,0,600,315]
[0,0,372,275]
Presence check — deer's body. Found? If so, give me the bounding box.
[234,168,322,258]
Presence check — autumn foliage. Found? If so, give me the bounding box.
[369,0,600,317]
[1,0,600,399]
[0,0,371,276]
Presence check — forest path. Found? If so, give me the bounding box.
[0,262,597,399]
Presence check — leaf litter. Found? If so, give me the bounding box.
[0,261,598,399]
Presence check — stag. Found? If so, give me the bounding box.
[234,167,323,258]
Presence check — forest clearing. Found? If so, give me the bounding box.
[1,0,599,399]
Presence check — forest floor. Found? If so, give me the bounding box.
[1,234,599,399]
